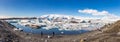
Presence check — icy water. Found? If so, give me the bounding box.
[10,23,89,35]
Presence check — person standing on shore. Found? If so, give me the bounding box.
[52,32,55,37]
[41,31,43,37]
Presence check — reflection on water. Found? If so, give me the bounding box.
[10,23,89,35]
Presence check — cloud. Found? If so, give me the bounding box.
[78,9,109,15]
[78,9,120,20]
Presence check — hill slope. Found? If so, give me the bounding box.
[104,20,120,33]
[81,20,120,42]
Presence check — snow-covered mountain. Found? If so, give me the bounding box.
[101,14,120,23]
[40,14,120,20]
[40,14,81,19]
[40,14,99,20]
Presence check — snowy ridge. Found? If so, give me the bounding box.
[41,14,120,21]
[40,14,82,19]
[102,14,120,22]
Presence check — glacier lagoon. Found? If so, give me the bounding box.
[10,23,90,35]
